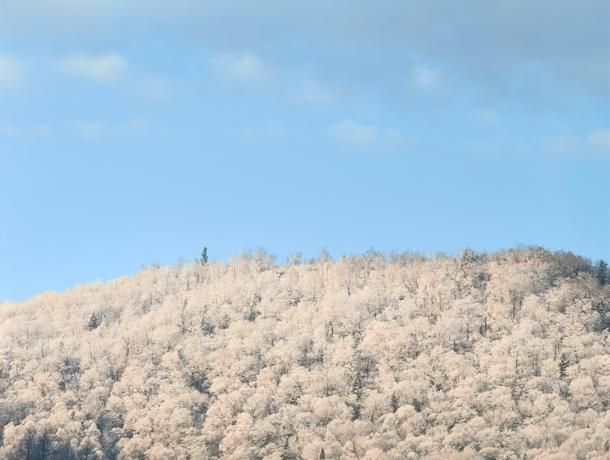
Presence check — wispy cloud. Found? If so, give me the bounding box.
[542,129,610,156]
[72,120,106,141]
[211,53,268,82]
[471,108,499,125]
[466,136,533,157]
[71,119,149,141]
[412,65,440,90]
[1,119,150,142]
[134,77,171,102]
[0,55,25,91]
[2,2,609,106]
[330,120,378,148]
[118,119,149,135]
[239,120,285,142]
[292,80,335,105]
[473,130,610,157]
[329,120,414,151]
[0,121,53,138]
[588,129,610,153]
[60,54,127,82]
[543,135,581,155]
[383,128,416,150]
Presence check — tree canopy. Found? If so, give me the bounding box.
[0,247,608,459]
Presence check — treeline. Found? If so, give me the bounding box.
[0,246,609,459]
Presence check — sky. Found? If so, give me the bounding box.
[1,0,609,302]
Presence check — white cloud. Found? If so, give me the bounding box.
[541,130,610,156]
[239,120,285,142]
[466,136,534,157]
[384,128,416,150]
[60,54,127,82]
[330,120,378,148]
[0,121,53,138]
[2,2,609,106]
[135,77,171,102]
[119,119,149,135]
[329,120,414,151]
[293,80,335,105]
[211,53,268,82]
[471,108,499,124]
[543,135,581,154]
[588,129,610,153]
[473,131,610,158]
[73,120,106,141]
[0,55,25,90]
[412,65,440,90]
[71,119,150,141]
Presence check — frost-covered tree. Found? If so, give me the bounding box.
[0,246,609,458]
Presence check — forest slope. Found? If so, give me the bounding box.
[1,248,609,459]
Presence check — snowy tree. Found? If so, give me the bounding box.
[0,248,608,458]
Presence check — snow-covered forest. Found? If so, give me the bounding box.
[1,247,609,459]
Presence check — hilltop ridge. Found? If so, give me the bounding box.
[1,247,609,459]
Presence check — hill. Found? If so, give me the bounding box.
[1,247,609,459]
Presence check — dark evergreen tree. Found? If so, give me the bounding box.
[595,260,608,286]
[200,246,209,265]
[200,315,215,335]
[390,393,399,413]
[87,312,100,331]
[592,297,610,331]
[559,353,569,379]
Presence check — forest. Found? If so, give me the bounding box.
[0,247,609,459]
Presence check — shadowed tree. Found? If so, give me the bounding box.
[595,260,608,286]
[200,246,209,265]
[87,312,100,331]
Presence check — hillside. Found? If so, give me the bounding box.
[1,248,609,459]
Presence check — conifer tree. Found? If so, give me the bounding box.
[596,260,608,286]
[87,312,100,331]
[559,353,569,379]
[200,246,209,265]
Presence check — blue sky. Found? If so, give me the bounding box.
[1,1,609,302]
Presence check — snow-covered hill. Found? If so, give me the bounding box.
[1,248,609,459]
